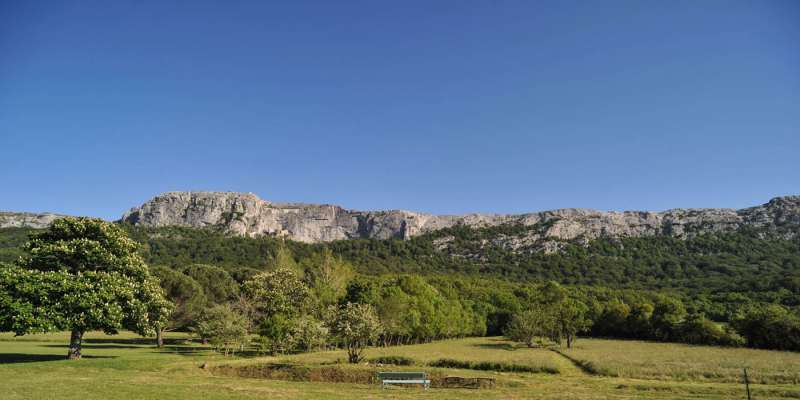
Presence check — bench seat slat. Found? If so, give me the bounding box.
[381,379,430,384]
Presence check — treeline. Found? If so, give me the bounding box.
[147,254,800,351]
[107,224,800,308]
[1,224,799,351]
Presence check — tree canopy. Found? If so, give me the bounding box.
[0,217,171,359]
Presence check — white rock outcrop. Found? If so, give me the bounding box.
[120,192,800,244]
[0,211,65,229]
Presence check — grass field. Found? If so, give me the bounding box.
[1,332,799,399]
[559,338,800,384]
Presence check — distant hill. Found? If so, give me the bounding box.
[120,192,800,251]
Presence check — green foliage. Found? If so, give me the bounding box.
[0,228,35,264]
[505,306,557,348]
[328,302,381,363]
[180,264,239,305]
[1,222,799,352]
[732,304,800,351]
[0,264,156,335]
[243,269,310,319]
[1,218,172,359]
[289,315,329,352]
[302,249,354,310]
[149,265,206,330]
[369,355,416,366]
[428,358,557,374]
[193,304,249,356]
[22,217,148,278]
[346,275,488,344]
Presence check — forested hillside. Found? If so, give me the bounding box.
[1,222,799,351]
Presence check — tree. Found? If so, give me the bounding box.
[328,303,381,363]
[505,306,556,347]
[555,298,590,348]
[181,264,239,305]
[732,304,800,351]
[149,266,206,346]
[651,296,686,341]
[194,304,249,356]
[243,269,310,319]
[303,249,354,309]
[270,240,303,275]
[243,269,311,352]
[3,217,171,359]
[289,315,329,352]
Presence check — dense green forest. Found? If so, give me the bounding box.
[1,222,799,351]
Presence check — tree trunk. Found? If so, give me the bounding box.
[566,335,573,349]
[67,329,84,360]
[156,327,164,348]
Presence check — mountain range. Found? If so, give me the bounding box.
[3,191,799,253]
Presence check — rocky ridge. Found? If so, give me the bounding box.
[0,211,65,229]
[120,192,800,247]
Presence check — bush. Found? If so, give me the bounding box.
[429,358,472,369]
[428,358,557,374]
[369,355,416,366]
[193,304,249,356]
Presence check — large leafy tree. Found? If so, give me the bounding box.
[1,217,171,359]
[242,268,311,353]
[505,305,557,347]
[242,268,310,319]
[328,302,381,363]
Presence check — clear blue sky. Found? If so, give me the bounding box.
[1,1,798,220]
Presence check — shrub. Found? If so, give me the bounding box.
[428,358,558,374]
[369,355,416,366]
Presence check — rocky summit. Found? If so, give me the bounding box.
[0,211,65,229]
[119,192,800,244]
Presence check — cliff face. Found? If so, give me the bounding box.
[120,192,800,244]
[0,211,65,229]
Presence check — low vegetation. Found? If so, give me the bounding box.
[3,333,800,399]
[559,338,800,384]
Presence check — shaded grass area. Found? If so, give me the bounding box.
[1,333,799,399]
[560,338,800,384]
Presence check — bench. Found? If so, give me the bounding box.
[377,372,430,389]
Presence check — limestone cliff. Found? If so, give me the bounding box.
[0,211,65,229]
[120,192,800,245]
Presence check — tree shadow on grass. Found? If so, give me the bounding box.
[84,338,190,346]
[158,345,214,355]
[472,342,519,351]
[42,344,143,349]
[0,353,116,364]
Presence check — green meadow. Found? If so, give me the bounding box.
[2,332,799,400]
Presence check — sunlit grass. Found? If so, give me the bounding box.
[279,336,562,374]
[560,338,800,384]
[1,333,799,399]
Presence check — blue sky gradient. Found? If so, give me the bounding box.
[1,1,798,220]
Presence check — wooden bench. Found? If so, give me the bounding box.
[377,372,430,389]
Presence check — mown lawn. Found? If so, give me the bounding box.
[1,333,799,399]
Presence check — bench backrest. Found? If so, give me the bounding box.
[377,372,427,380]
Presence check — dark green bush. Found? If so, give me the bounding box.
[369,356,416,366]
[429,358,558,374]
